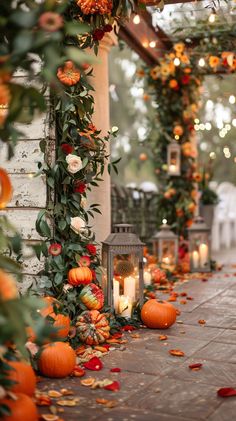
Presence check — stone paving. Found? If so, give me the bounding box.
[39,267,236,421]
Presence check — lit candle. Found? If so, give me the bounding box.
[169,164,177,173]
[124,276,136,303]
[113,279,120,313]
[162,256,170,265]
[199,243,208,268]
[144,270,152,286]
[192,250,199,269]
[118,295,132,318]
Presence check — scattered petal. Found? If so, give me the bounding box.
[35,395,52,407]
[217,388,236,397]
[110,368,121,373]
[202,278,208,282]
[180,292,187,297]
[84,357,103,371]
[71,365,85,377]
[75,345,87,355]
[111,332,123,338]
[106,400,118,408]
[96,398,109,404]
[176,309,181,316]
[159,335,168,341]
[94,346,109,353]
[187,296,194,300]
[104,381,120,392]
[57,400,78,407]
[131,334,140,339]
[60,389,74,396]
[168,296,177,302]
[41,415,59,421]
[198,319,206,325]
[48,390,62,398]
[81,377,95,387]
[189,363,203,370]
[180,300,187,305]
[122,325,136,331]
[169,349,185,357]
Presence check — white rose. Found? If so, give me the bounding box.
[63,283,73,293]
[70,216,86,234]
[66,154,83,174]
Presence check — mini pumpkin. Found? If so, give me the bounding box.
[0,393,38,421]
[76,310,110,345]
[38,342,76,378]
[141,299,176,329]
[79,283,104,310]
[41,296,70,339]
[57,61,81,86]
[0,270,18,301]
[0,168,13,209]
[6,360,36,396]
[68,266,93,286]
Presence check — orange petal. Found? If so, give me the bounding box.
[169,349,185,357]
[159,335,168,341]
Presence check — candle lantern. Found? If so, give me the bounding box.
[102,224,145,318]
[188,216,211,272]
[152,223,178,270]
[167,142,181,176]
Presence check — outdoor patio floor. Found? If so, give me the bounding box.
[38,265,236,421]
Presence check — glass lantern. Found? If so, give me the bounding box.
[152,222,178,271]
[188,216,211,272]
[167,142,181,176]
[102,224,144,318]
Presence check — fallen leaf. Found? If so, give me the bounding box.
[159,335,168,341]
[180,292,187,297]
[110,368,121,373]
[106,400,118,408]
[176,309,181,316]
[83,357,103,371]
[57,400,78,407]
[80,377,95,387]
[168,296,177,302]
[101,344,110,350]
[106,339,127,344]
[122,325,136,331]
[40,415,59,421]
[75,345,87,355]
[198,319,206,325]
[189,363,203,371]
[104,381,120,392]
[111,332,123,338]
[202,278,208,282]
[48,390,62,398]
[180,300,187,305]
[131,334,140,339]
[169,349,185,357]
[94,346,108,353]
[60,389,74,396]
[71,366,85,377]
[217,388,236,397]
[187,296,194,300]
[35,395,52,407]
[96,398,109,404]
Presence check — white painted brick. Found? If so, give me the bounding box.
[15,110,50,140]
[4,209,43,240]
[0,140,43,173]
[9,174,47,208]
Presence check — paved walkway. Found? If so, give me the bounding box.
[39,268,236,421]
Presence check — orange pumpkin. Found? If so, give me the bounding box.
[38,342,76,378]
[76,309,110,345]
[6,360,36,396]
[0,270,18,301]
[0,168,12,209]
[0,393,38,421]
[57,61,81,86]
[68,267,93,286]
[41,296,70,339]
[141,299,176,329]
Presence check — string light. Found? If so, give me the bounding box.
[142,41,149,48]
[208,12,216,23]
[133,14,140,25]
[175,135,179,140]
[229,95,236,104]
[232,119,236,127]
[174,57,180,66]
[209,152,216,160]
[149,41,156,48]
[162,218,167,224]
[205,122,212,131]
[198,58,205,67]
[194,118,200,124]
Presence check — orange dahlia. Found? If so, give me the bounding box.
[209,56,220,69]
[57,61,81,86]
[77,0,112,15]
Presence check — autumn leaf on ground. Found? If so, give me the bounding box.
[57,400,78,407]
[169,349,185,357]
[131,334,140,339]
[189,363,203,371]
[104,381,120,391]
[168,296,177,302]
[48,390,62,398]
[180,300,187,305]
[122,325,136,331]
[71,365,85,377]
[83,357,103,371]
[180,292,187,297]
[198,319,206,325]
[217,388,236,397]
[159,335,168,341]
[40,415,59,421]
[81,377,95,387]
[35,395,52,406]
[110,368,121,372]
[187,296,194,300]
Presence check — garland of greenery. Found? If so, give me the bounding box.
[141,21,236,237]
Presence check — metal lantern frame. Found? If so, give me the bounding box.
[167,142,181,176]
[102,224,145,314]
[188,217,211,273]
[152,224,179,268]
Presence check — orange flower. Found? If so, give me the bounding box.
[192,172,202,183]
[38,12,63,32]
[169,79,179,89]
[176,208,184,217]
[143,93,150,101]
[77,0,112,15]
[174,43,185,53]
[137,69,145,78]
[191,190,197,200]
[184,67,192,74]
[188,202,196,213]
[150,66,160,80]
[180,54,189,64]
[57,61,81,86]
[186,219,193,227]
[173,125,184,137]
[209,56,220,68]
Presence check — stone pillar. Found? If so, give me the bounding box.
[87,33,117,245]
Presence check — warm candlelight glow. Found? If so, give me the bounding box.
[113,279,120,313]
[119,295,132,318]
[192,250,199,269]
[199,243,208,268]
[144,271,152,286]
[124,276,136,303]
